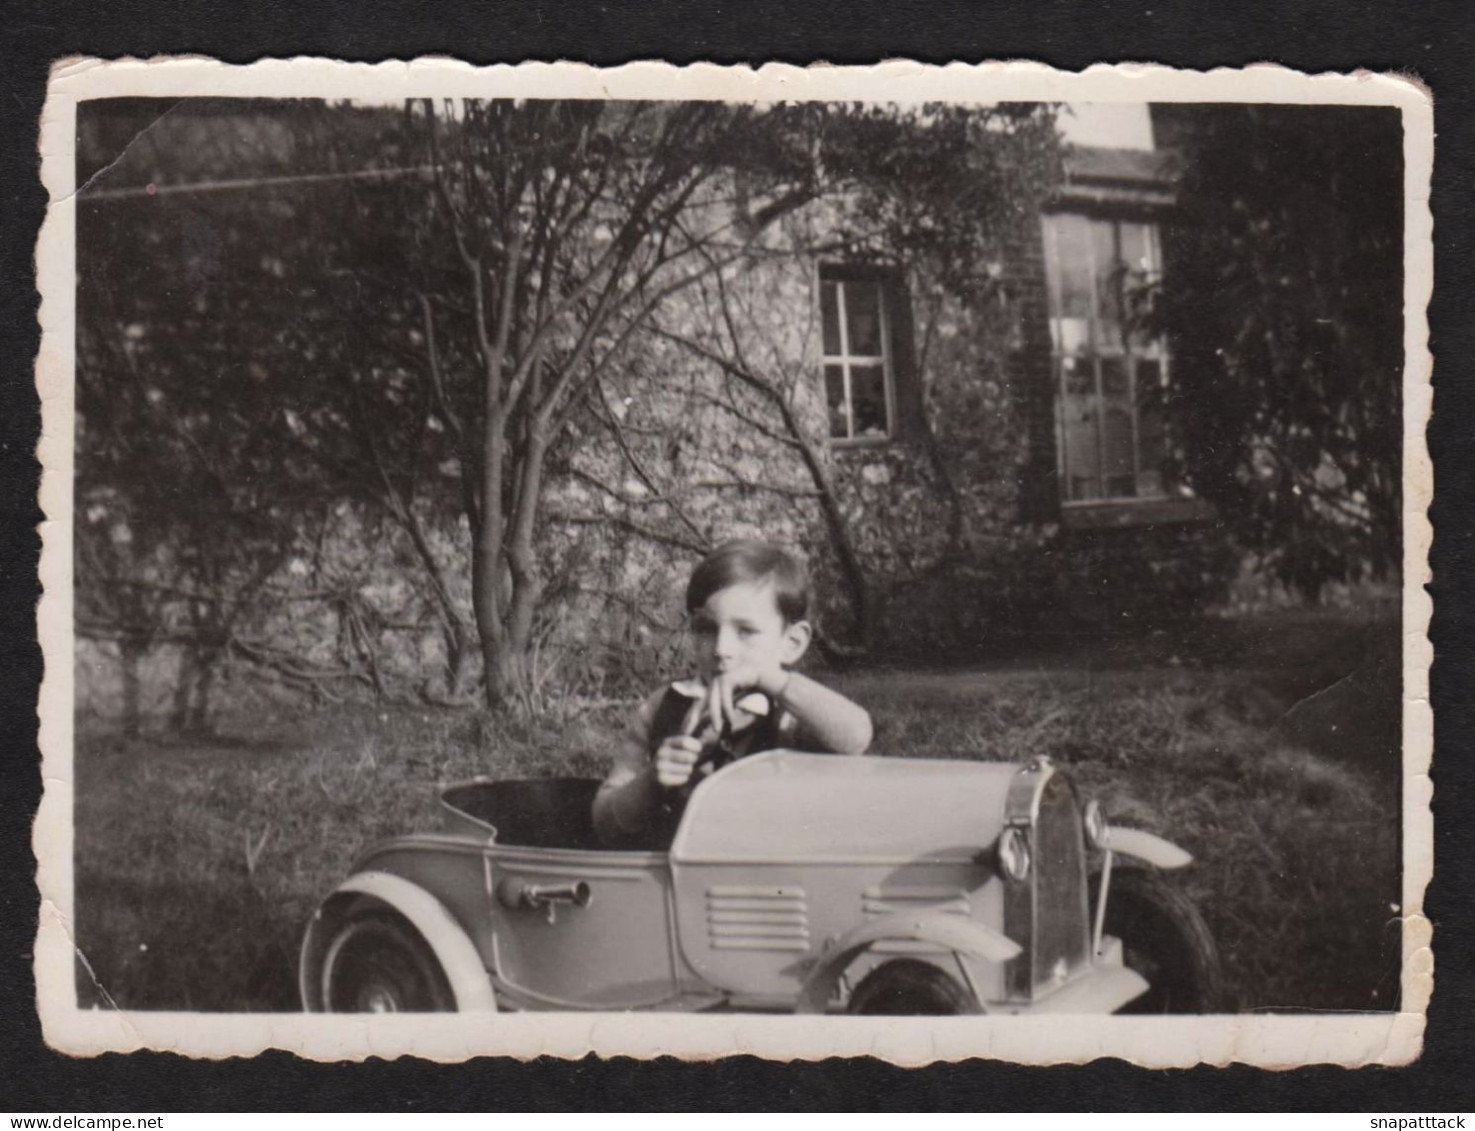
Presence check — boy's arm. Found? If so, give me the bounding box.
[592,691,666,846]
[770,670,872,755]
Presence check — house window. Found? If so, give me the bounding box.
[1043,212,1171,503]
[820,272,895,443]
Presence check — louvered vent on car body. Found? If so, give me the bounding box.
[706,885,809,951]
[862,886,971,955]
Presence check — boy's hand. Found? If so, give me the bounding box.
[655,734,703,789]
[706,663,787,736]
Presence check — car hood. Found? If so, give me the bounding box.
[669,750,1023,865]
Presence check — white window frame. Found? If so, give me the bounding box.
[820,272,897,446]
[1043,211,1174,505]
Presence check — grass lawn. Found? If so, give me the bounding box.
[73,615,1401,1014]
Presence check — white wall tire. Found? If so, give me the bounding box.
[320,910,457,1013]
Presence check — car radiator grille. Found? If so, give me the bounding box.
[1032,778,1091,990]
[706,885,810,952]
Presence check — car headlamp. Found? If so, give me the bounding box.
[997,826,1032,882]
[1082,799,1107,851]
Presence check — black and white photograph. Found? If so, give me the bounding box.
[34,59,1432,1065]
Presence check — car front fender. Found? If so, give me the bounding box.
[299,870,498,1012]
[795,912,1022,1014]
[1107,826,1194,869]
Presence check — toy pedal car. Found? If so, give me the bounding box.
[300,751,1223,1014]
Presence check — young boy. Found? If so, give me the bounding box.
[593,539,873,848]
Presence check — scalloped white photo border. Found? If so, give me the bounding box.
[33,57,1434,1066]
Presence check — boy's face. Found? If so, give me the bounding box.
[690,580,810,683]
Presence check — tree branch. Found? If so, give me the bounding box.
[591,378,708,541]
[544,509,710,555]
[414,292,463,441]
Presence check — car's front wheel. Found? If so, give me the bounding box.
[1096,869,1225,1013]
[321,910,456,1012]
[845,958,982,1015]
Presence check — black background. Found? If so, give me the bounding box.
[2,0,1471,1111]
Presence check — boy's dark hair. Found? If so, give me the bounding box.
[686,539,809,623]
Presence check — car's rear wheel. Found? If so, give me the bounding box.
[1096,869,1225,1013]
[845,958,982,1015]
[321,909,456,1012]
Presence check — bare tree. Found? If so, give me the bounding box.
[409,100,816,708]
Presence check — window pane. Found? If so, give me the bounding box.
[1120,223,1158,345]
[1042,216,1064,313]
[1101,355,1130,397]
[1119,221,1155,275]
[849,364,889,438]
[1061,354,1093,397]
[844,281,884,356]
[1103,406,1137,498]
[821,281,841,356]
[1052,317,1091,355]
[1049,214,1095,320]
[1136,358,1166,496]
[1092,220,1124,346]
[1137,415,1165,496]
[824,363,849,438]
[1060,359,1100,501]
[1127,304,1157,350]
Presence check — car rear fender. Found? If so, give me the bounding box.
[1106,827,1193,870]
[795,912,1022,1014]
[299,870,498,1012]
